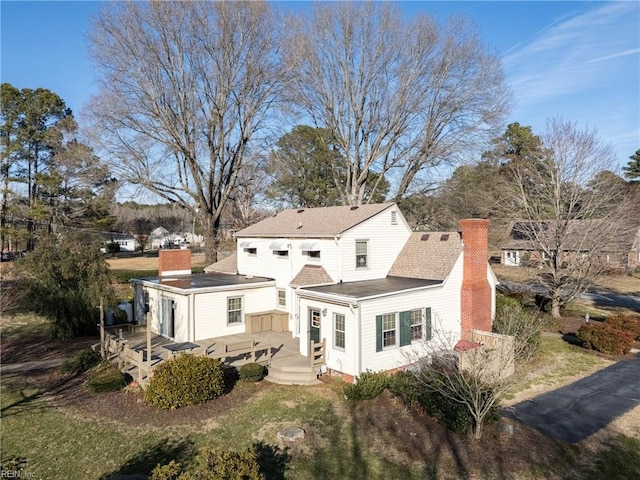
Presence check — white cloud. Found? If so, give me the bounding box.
[504,2,639,103]
[504,2,639,167]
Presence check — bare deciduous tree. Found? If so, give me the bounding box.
[285,3,511,205]
[406,318,515,440]
[502,118,634,318]
[87,1,287,262]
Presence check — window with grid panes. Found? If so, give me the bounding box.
[410,309,423,340]
[227,297,243,324]
[356,240,368,268]
[334,313,345,349]
[382,313,396,348]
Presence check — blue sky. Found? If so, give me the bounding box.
[1,1,639,172]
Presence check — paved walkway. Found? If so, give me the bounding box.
[502,354,640,443]
[1,358,67,373]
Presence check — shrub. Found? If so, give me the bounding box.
[151,460,182,480]
[387,370,420,405]
[493,294,546,361]
[239,363,265,382]
[344,370,388,400]
[417,387,473,435]
[606,313,640,341]
[85,362,128,393]
[151,449,264,480]
[577,323,634,355]
[195,449,264,480]
[59,348,101,374]
[415,372,499,435]
[145,354,224,409]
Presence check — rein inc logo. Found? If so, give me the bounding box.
[1,469,35,478]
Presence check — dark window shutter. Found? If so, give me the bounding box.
[376,315,383,352]
[399,311,411,346]
[425,307,432,341]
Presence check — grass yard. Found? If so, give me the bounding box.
[491,264,640,296]
[2,316,639,480]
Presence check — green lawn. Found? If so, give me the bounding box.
[2,319,638,480]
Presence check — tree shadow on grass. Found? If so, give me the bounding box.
[100,437,196,480]
[253,441,291,480]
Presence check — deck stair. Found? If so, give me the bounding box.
[265,358,321,385]
[265,339,325,385]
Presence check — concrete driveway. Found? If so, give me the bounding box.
[502,355,640,443]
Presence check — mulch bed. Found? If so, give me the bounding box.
[21,369,272,429]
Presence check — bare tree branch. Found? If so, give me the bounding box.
[87,1,288,262]
[284,4,511,205]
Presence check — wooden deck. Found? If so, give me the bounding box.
[98,326,316,386]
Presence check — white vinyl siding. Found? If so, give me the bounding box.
[193,286,274,341]
[339,209,412,282]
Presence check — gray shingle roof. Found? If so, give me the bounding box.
[204,252,238,274]
[234,203,396,238]
[388,232,462,281]
[290,265,334,287]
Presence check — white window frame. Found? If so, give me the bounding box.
[277,289,286,308]
[410,309,423,341]
[334,313,345,350]
[382,312,397,349]
[227,296,243,325]
[356,240,369,269]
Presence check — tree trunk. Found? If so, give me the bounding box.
[202,211,221,265]
[473,420,483,440]
[551,297,562,319]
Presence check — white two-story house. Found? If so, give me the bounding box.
[132,203,497,381]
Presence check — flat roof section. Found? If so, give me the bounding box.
[139,272,274,290]
[301,276,442,300]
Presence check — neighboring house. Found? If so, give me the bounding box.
[132,203,497,381]
[502,220,640,270]
[102,233,140,252]
[149,227,204,249]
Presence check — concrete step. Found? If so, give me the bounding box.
[265,364,321,385]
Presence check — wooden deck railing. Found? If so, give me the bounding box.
[94,335,274,387]
[310,339,326,368]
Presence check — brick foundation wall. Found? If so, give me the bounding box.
[459,219,492,339]
[158,249,192,277]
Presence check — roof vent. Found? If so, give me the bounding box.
[421,234,430,241]
[350,206,359,210]
[440,234,449,241]
[297,222,303,229]
[297,209,305,213]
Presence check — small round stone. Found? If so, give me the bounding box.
[277,427,305,441]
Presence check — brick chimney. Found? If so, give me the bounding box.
[158,249,191,277]
[459,219,492,339]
